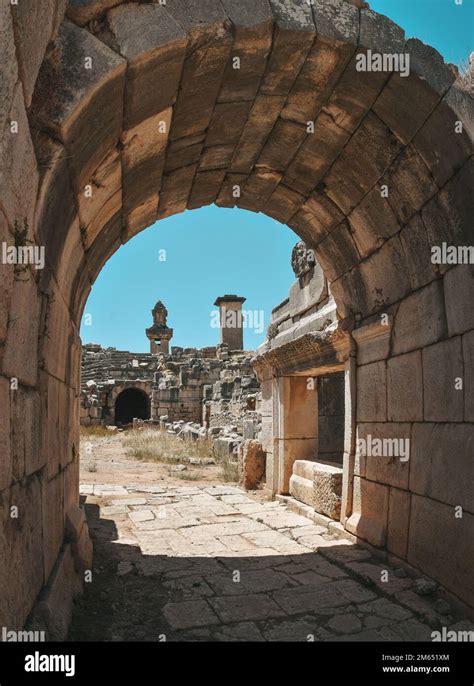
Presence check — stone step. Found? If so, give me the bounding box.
[291,459,343,520]
[293,459,317,480]
[289,474,314,508]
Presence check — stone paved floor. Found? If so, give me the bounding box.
[69,482,471,642]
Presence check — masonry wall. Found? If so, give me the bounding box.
[0,0,472,633]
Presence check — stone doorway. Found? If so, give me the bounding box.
[115,388,150,426]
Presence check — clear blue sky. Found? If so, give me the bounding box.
[81,0,472,353]
[82,207,299,352]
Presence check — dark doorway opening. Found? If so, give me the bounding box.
[115,388,150,426]
[318,371,345,465]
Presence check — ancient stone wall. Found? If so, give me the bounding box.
[0,0,472,631]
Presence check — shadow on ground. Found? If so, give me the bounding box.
[67,498,458,642]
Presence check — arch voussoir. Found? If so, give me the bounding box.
[0,0,472,634]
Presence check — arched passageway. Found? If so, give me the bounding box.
[0,0,472,636]
[114,388,150,426]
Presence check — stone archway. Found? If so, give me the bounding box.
[114,387,151,426]
[0,0,472,634]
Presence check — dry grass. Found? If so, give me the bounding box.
[122,428,216,464]
[80,425,112,439]
[221,455,239,483]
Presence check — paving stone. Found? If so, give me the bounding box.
[129,509,155,523]
[162,575,214,599]
[327,613,362,635]
[262,616,323,642]
[162,599,220,630]
[206,569,292,596]
[211,621,265,642]
[210,593,286,623]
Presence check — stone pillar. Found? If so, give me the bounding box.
[146,300,173,354]
[214,295,246,351]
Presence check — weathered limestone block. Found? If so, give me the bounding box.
[443,265,474,337]
[463,331,474,423]
[281,0,358,124]
[373,39,455,146]
[387,487,410,559]
[31,20,126,191]
[205,101,252,149]
[387,350,423,422]
[0,376,12,492]
[325,51,388,134]
[392,280,447,356]
[303,191,345,234]
[187,170,226,210]
[356,360,387,422]
[263,185,305,224]
[0,476,44,630]
[65,504,93,573]
[122,108,172,238]
[258,119,307,172]
[39,373,69,480]
[40,281,75,384]
[27,544,82,641]
[42,473,64,582]
[413,97,473,188]
[2,269,41,387]
[0,83,39,230]
[215,172,248,208]
[0,2,18,136]
[86,211,122,283]
[166,1,233,141]
[288,205,328,247]
[356,422,410,490]
[358,235,411,314]
[67,0,126,25]
[33,132,78,275]
[284,112,351,194]
[199,144,235,170]
[71,265,92,328]
[107,3,186,129]
[422,337,464,422]
[410,423,474,512]
[346,475,389,547]
[54,219,86,308]
[313,462,343,519]
[360,7,405,54]
[314,221,360,282]
[164,135,204,173]
[382,145,438,226]
[399,214,439,289]
[348,186,399,260]
[78,147,121,248]
[238,439,266,490]
[289,473,314,508]
[407,495,474,607]
[10,385,42,481]
[239,169,281,212]
[157,163,198,218]
[263,0,315,96]
[219,0,273,102]
[445,81,474,142]
[325,112,404,214]
[231,94,286,173]
[11,0,60,107]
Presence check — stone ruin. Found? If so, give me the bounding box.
[80,294,261,463]
[1,0,472,636]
